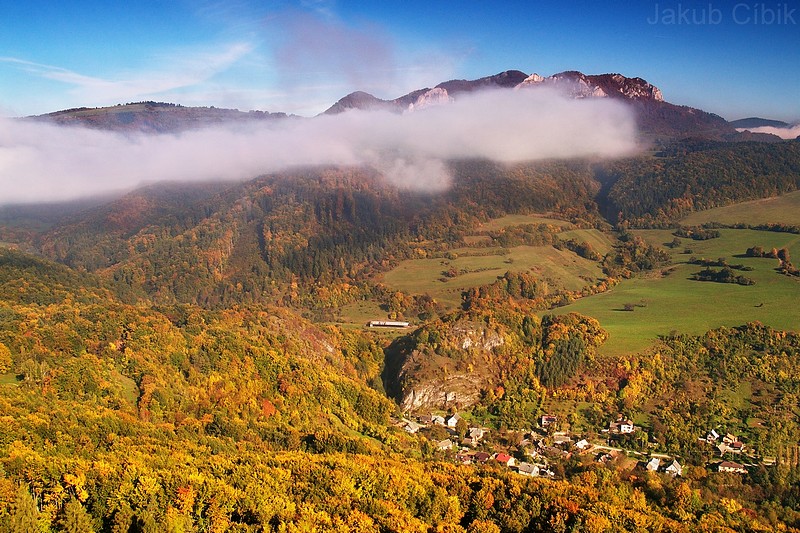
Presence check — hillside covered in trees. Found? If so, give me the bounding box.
[2,136,800,531]
[2,138,797,316]
[2,247,800,531]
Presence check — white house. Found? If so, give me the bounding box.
[402,420,421,434]
[665,460,683,477]
[446,413,462,428]
[610,417,635,434]
[541,414,557,427]
[516,462,539,476]
[718,461,747,474]
[437,439,454,451]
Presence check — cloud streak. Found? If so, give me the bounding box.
[0,42,253,108]
[737,125,800,140]
[0,88,638,204]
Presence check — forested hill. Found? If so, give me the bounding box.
[22,161,603,307]
[2,242,799,531]
[30,101,289,134]
[599,140,800,226]
[0,139,796,310]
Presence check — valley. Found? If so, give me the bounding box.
[1,69,800,531]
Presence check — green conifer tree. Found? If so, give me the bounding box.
[59,498,93,533]
[10,485,40,533]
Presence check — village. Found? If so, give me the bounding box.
[397,411,773,479]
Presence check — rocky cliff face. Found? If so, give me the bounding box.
[393,320,507,412]
[406,87,453,112]
[400,374,486,412]
[319,68,731,140]
[434,70,530,96]
[324,69,667,116]
[517,71,664,101]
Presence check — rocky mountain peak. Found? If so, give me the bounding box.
[588,73,665,102]
[407,87,453,112]
[521,73,546,84]
[515,71,663,102]
[323,91,394,115]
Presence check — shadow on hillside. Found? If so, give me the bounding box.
[381,335,415,405]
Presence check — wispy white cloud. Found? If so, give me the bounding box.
[0,88,639,204]
[737,125,800,140]
[0,42,253,107]
[299,0,337,18]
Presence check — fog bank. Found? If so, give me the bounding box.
[738,124,800,140]
[0,89,638,204]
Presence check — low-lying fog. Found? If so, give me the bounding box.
[0,88,639,205]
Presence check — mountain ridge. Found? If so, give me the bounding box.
[730,117,791,129]
[322,69,744,142]
[28,100,290,134]
[23,69,781,142]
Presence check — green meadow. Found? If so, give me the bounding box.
[332,299,391,328]
[380,244,605,309]
[377,214,611,310]
[346,204,800,348]
[474,213,574,231]
[680,190,800,226]
[556,228,800,356]
[559,228,616,255]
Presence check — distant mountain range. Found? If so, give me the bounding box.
[29,101,288,134]
[27,69,789,143]
[729,117,791,129]
[322,70,664,114]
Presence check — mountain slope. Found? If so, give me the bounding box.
[27,160,604,308]
[28,69,746,143]
[323,69,736,141]
[730,117,791,129]
[30,101,289,133]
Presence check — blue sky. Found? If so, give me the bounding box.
[1,0,798,121]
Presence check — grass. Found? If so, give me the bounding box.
[332,300,390,327]
[118,374,139,404]
[381,245,605,310]
[346,207,800,346]
[680,190,800,226]
[475,214,574,232]
[558,228,616,256]
[554,229,800,356]
[333,214,608,327]
[0,373,19,386]
[717,381,753,413]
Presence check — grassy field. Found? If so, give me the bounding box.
[335,214,609,327]
[346,206,800,345]
[377,214,609,310]
[0,373,18,386]
[559,228,616,255]
[681,190,800,226]
[555,228,800,356]
[332,300,390,327]
[475,214,574,231]
[116,372,139,405]
[381,245,605,309]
